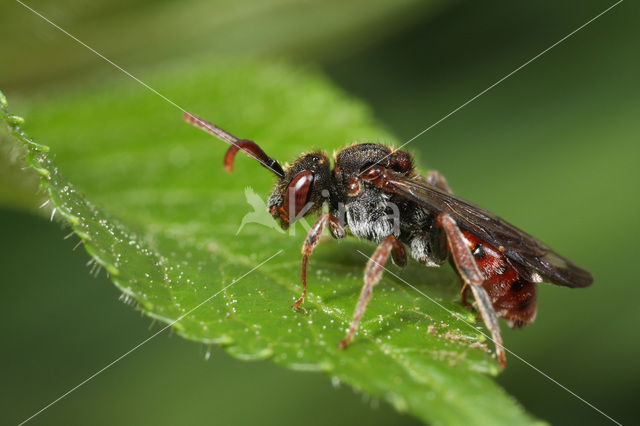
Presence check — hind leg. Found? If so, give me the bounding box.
[426,170,453,194]
[436,213,506,369]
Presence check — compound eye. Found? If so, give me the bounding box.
[283,171,314,219]
[361,165,383,181]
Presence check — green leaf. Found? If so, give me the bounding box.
[0,61,541,425]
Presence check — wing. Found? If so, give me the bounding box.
[384,175,593,288]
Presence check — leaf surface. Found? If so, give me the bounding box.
[0,61,540,425]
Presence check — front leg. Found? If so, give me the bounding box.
[436,213,506,369]
[293,212,345,312]
[339,235,407,349]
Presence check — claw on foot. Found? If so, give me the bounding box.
[338,333,353,350]
[292,298,308,314]
[338,339,348,350]
[497,347,507,370]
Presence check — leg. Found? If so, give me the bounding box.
[426,170,453,194]
[409,169,451,267]
[461,285,474,309]
[293,213,344,312]
[390,238,408,267]
[339,236,407,349]
[436,213,506,369]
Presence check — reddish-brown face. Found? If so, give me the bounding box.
[269,170,314,225]
[267,152,331,229]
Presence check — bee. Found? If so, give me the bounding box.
[184,112,592,368]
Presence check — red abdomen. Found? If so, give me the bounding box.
[461,231,537,328]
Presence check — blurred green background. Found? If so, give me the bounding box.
[1,0,638,425]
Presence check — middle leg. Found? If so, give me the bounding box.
[339,235,407,349]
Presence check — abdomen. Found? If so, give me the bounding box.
[461,231,538,328]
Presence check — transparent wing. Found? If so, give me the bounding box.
[385,175,593,288]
